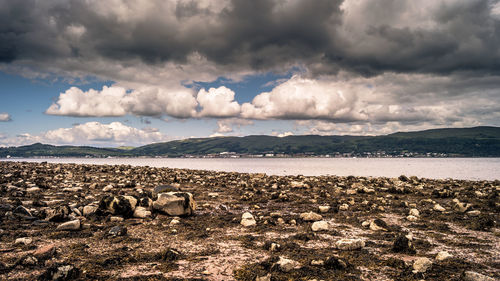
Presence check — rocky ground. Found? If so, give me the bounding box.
[0,161,499,281]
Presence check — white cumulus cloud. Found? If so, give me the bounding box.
[197,86,241,118]
[0,113,12,122]
[0,122,169,147]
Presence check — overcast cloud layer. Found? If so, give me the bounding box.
[1,0,500,144]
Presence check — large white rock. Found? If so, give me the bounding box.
[152,192,196,216]
[464,271,496,281]
[413,257,432,273]
[409,208,420,217]
[276,256,300,272]
[311,221,329,232]
[435,251,453,261]
[82,205,98,216]
[56,219,80,231]
[335,239,365,250]
[433,204,446,212]
[240,212,256,227]
[300,211,323,222]
[133,206,152,218]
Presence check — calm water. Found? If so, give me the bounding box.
[2,157,499,181]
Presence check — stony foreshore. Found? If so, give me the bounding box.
[0,161,498,281]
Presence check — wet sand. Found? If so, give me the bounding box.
[0,161,498,280]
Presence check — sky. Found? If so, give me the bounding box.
[1,0,500,147]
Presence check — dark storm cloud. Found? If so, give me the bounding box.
[2,0,499,76]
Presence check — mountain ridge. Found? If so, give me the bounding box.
[1,126,499,157]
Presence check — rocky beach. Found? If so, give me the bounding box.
[0,161,498,281]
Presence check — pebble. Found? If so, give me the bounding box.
[335,239,365,250]
[39,264,80,280]
[369,219,387,231]
[406,215,419,222]
[102,185,114,192]
[108,225,127,236]
[436,251,453,261]
[15,237,33,245]
[311,221,329,232]
[34,244,57,260]
[433,204,446,212]
[82,205,97,216]
[412,257,432,273]
[56,219,80,231]
[409,208,420,217]
[467,210,481,217]
[241,212,256,227]
[339,203,349,211]
[318,206,330,213]
[256,274,271,281]
[110,216,124,222]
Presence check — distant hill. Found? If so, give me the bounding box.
[1,126,499,157]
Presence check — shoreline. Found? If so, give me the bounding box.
[0,161,498,280]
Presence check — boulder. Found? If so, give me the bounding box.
[300,211,323,221]
[241,212,256,227]
[311,221,329,232]
[392,234,416,254]
[39,264,80,281]
[45,205,71,222]
[276,256,300,272]
[412,257,432,273]
[98,195,138,218]
[152,192,195,216]
[463,271,495,281]
[153,185,180,198]
[133,206,151,218]
[335,239,365,250]
[56,219,80,231]
[435,251,452,261]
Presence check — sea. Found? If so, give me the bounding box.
[2,157,499,181]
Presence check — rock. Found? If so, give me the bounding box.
[240,212,256,227]
[276,256,300,272]
[45,205,71,222]
[13,205,32,217]
[153,185,180,197]
[15,237,32,245]
[311,221,329,232]
[324,256,347,270]
[412,257,432,273]
[108,225,127,237]
[310,260,324,266]
[110,216,124,222]
[26,186,40,193]
[407,215,419,222]
[82,205,98,216]
[362,221,370,227]
[56,219,80,231]
[433,204,446,212]
[435,251,453,261]
[137,197,153,208]
[370,219,388,231]
[467,210,481,217]
[339,203,349,211]
[98,195,138,218]
[463,271,495,281]
[39,264,80,281]
[454,201,471,213]
[170,218,180,225]
[409,208,420,217]
[102,184,114,192]
[318,206,330,213]
[255,274,271,281]
[335,239,365,250]
[392,234,416,254]
[34,244,57,260]
[133,206,151,218]
[300,211,323,221]
[22,255,38,266]
[152,192,196,216]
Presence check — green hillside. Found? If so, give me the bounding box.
[1,126,499,157]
